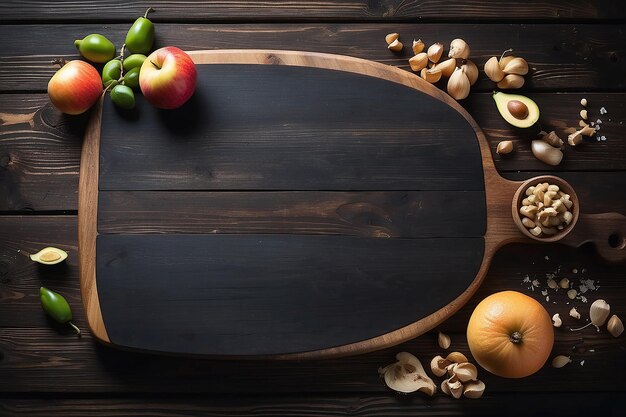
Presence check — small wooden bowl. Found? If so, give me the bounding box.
[512,175,580,242]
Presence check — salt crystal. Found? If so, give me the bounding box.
[541,290,548,296]
[597,137,601,142]
[579,285,588,294]
[546,295,550,302]
[600,107,607,114]
[600,136,606,141]
[583,279,595,290]
[596,119,602,124]
[532,279,540,287]
[580,360,585,366]
[589,349,595,353]
[581,296,588,303]
[523,276,531,283]
[544,256,550,261]
[572,268,578,274]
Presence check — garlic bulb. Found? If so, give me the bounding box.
[448,38,470,59]
[462,60,479,85]
[427,42,444,63]
[570,299,611,332]
[484,56,504,82]
[447,67,470,100]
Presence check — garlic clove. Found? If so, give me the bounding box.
[388,39,403,52]
[434,58,457,78]
[462,60,479,85]
[440,378,451,396]
[448,38,470,60]
[463,379,485,399]
[496,140,513,155]
[607,315,623,338]
[567,289,577,299]
[590,299,611,328]
[379,352,437,395]
[569,307,581,319]
[444,376,464,399]
[502,57,529,75]
[499,55,515,70]
[551,355,572,368]
[450,362,478,382]
[580,109,588,120]
[552,313,562,328]
[484,56,504,82]
[412,39,425,54]
[542,131,564,148]
[385,33,399,45]
[420,67,442,83]
[447,67,470,100]
[430,355,450,377]
[445,351,468,364]
[497,74,525,89]
[531,140,563,166]
[427,42,444,63]
[409,52,428,72]
[438,331,451,349]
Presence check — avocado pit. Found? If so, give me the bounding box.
[507,100,529,120]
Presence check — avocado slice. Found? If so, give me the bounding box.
[493,91,540,128]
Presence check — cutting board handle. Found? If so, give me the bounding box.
[560,212,626,263]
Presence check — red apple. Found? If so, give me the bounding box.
[47,60,102,115]
[139,47,197,109]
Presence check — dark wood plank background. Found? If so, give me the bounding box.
[1,1,625,415]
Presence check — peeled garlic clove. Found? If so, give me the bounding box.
[438,331,451,349]
[551,355,572,368]
[421,67,442,83]
[502,57,529,75]
[569,307,581,319]
[434,58,457,78]
[496,140,513,155]
[29,247,68,265]
[448,38,470,60]
[412,39,425,54]
[443,376,464,399]
[607,315,623,338]
[445,351,468,364]
[484,56,505,82]
[430,355,450,377]
[447,67,470,100]
[463,379,485,399]
[409,52,428,72]
[385,33,399,45]
[427,42,444,63]
[388,39,403,52]
[552,313,562,328]
[497,74,525,89]
[451,362,478,382]
[531,140,563,166]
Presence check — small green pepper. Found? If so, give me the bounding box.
[102,59,122,87]
[40,287,81,335]
[122,67,140,90]
[125,8,155,55]
[110,84,136,109]
[123,53,147,71]
[74,34,116,63]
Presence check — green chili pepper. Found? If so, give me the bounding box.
[123,53,147,71]
[102,59,122,87]
[110,84,136,109]
[40,287,81,335]
[122,67,140,90]
[74,34,116,63]
[125,8,155,54]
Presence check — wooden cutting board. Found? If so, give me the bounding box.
[79,50,626,359]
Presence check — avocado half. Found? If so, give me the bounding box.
[493,91,540,128]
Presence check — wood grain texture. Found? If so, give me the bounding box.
[1,393,625,417]
[0,1,623,21]
[3,92,624,212]
[1,215,625,393]
[98,191,486,237]
[2,23,625,92]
